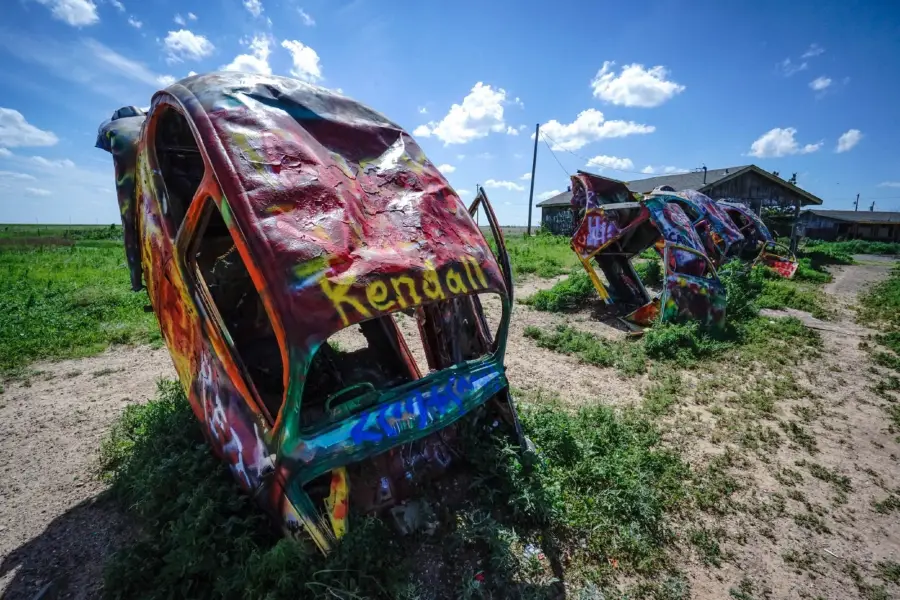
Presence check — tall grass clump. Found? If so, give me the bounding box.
[521,270,596,312]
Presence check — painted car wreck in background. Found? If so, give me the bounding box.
[718,200,799,278]
[569,172,727,328]
[96,72,525,552]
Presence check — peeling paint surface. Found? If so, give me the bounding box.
[95,72,521,552]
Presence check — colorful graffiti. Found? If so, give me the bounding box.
[568,171,727,328]
[96,72,523,553]
[718,200,799,278]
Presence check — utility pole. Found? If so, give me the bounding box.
[526,123,539,236]
[854,193,860,211]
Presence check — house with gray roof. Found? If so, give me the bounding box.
[799,209,900,241]
[535,164,824,236]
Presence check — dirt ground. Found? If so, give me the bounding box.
[1,258,898,599]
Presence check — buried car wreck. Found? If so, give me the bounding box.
[569,172,726,328]
[95,72,525,552]
[718,200,799,279]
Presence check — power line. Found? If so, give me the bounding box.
[539,132,570,178]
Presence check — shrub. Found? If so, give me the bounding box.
[521,270,596,312]
[634,257,663,287]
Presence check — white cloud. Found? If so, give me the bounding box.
[878,182,900,188]
[749,127,822,158]
[83,39,163,87]
[127,15,142,28]
[418,106,428,114]
[298,8,314,25]
[591,61,685,108]
[174,13,185,25]
[157,75,177,86]
[456,189,472,197]
[585,154,634,171]
[109,0,124,11]
[34,0,99,27]
[244,0,263,17]
[456,154,466,160]
[31,156,75,168]
[538,189,561,200]
[538,109,654,151]
[505,126,519,135]
[0,171,37,180]
[222,35,271,75]
[801,43,825,59]
[188,12,197,20]
[809,76,832,91]
[641,166,655,174]
[520,172,531,180]
[188,70,197,76]
[25,187,52,196]
[0,108,58,148]
[836,129,862,153]
[777,58,808,77]
[414,82,513,145]
[163,30,215,63]
[0,148,11,157]
[663,166,684,174]
[281,39,322,81]
[437,163,455,174]
[484,179,524,192]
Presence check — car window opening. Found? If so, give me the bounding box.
[194,201,285,419]
[155,107,204,232]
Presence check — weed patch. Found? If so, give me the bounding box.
[521,271,596,312]
[523,325,647,375]
[0,244,159,377]
[501,232,580,278]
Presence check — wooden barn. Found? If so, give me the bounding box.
[536,164,824,236]
[798,210,900,241]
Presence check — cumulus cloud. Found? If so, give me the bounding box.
[34,0,99,27]
[505,126,519,136]
[484,179,525,192]
[591,61,685,107]
[585,154,634,171]
[174,13,186,25]
[109,0,123,11]
[418,106,428,114]
[298,8,314,25]
[521,173,531,180]
[0,108,58,148]
[31,156,75,168]
[809,76,832,91]
[222,35,271,75]
[836,129,862,153]
[749,127,822,158]
[281,39,322,81]
[163,29,215,63]
[455,189,472,197]
[802,43,825,58]
[537,109,654,151]
[157,74,177,86]
[538,189,561,200]
[414,82,514,145]
[127,15,142,28]
[436,163,455,174]
[244,0,263,17]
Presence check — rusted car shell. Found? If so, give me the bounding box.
[96,72,523,552]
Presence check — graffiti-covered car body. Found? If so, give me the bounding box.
[718,200,799,278]
[652,189,745,266]
[95,72,523,552]
[569,172,726,328]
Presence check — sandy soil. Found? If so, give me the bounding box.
[0,347,175,600]
[1,259,899,598]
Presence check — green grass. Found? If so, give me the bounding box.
[0,223,123,242]
[633,257,663,287]
[524,324,647,375]
[498,232,580,278]
[520,270,596,312]
[805,239,900,257]
[755,275,830,319]
[0,244,160,378]
[99,382,696,597]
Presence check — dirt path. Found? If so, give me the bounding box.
[0,347,175,599]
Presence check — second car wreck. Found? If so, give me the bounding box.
[569,172,727,328]
[95,72,525,552]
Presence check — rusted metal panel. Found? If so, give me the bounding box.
[96,72,524,552]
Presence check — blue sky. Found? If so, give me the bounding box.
[1,0,899,225]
